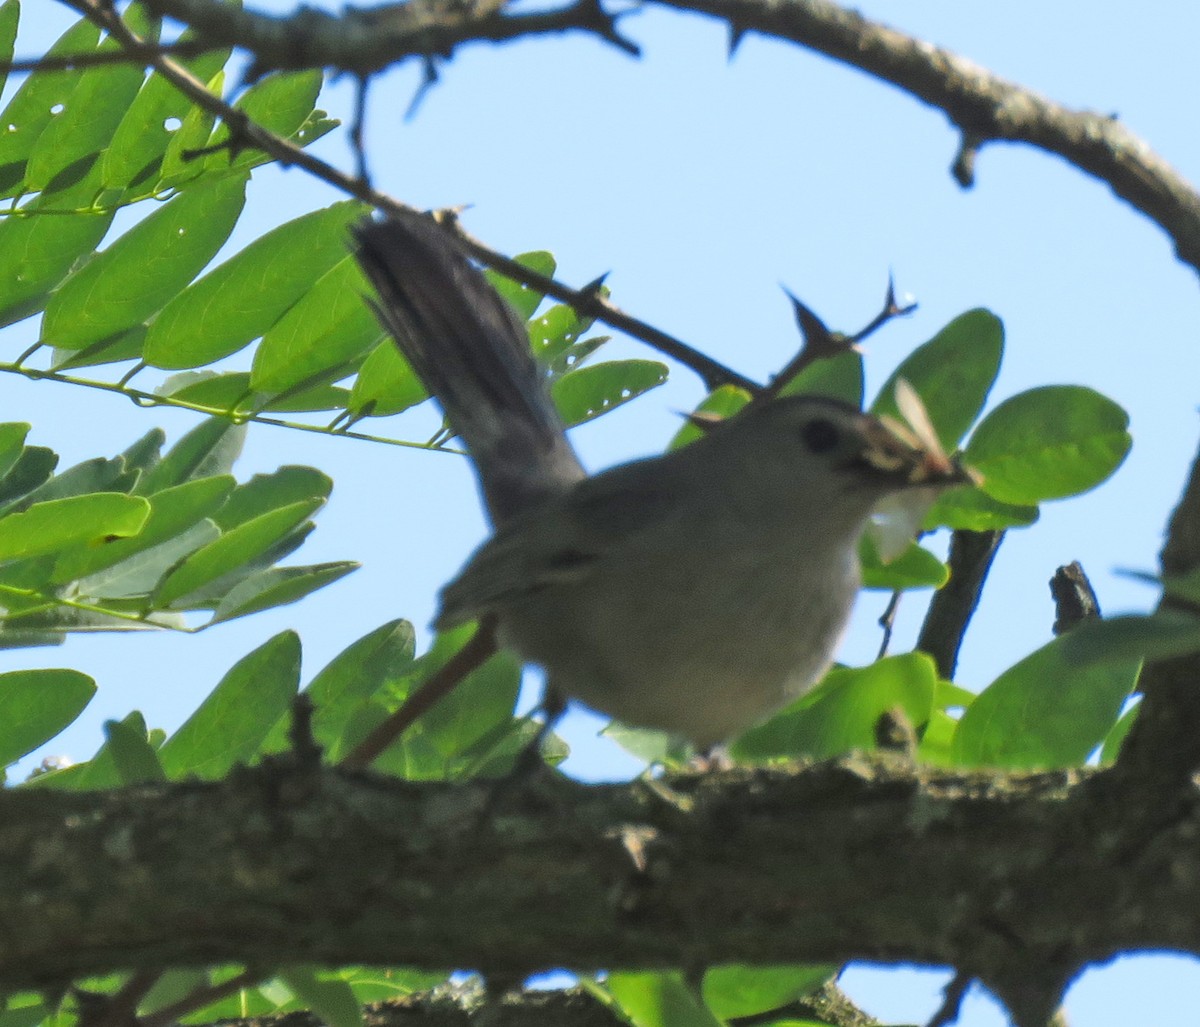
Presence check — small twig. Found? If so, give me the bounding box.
[925,970,972,1027]
[1050,561,1101,635]
[340,619,499,769]
[916,529,1004,679]
[761,278,914,401]
[876,589,902,660]
[0,362,452,452]
[848,274,917,345]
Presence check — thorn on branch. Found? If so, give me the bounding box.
[952,131,985,189]
[850,272,918,345]
[406,56,442,120]
[727,21,748,59]
[757,290,855,400]
[572,0,640,57]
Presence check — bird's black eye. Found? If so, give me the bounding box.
[801,418,840,454]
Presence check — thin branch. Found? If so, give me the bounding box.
[0,363,454,453]
[140,969,261,1027]
[915,529,1003,679]
[340,620,499,769]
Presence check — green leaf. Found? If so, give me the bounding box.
[158,372,348,415]
[602,722,692,767]
[157,70,220,190]
[917,708,960,767]
[922,486,1039,531]
[483,250,556,320]
[144,201,368,369]
[51,475,234,584]
[18,453,136,505]
[158,631,301,778]
[25,711,154,790]
[668,385,753,451]
[0,204,115,328]
[0,446,57,507]
[102,44,232,191]
[279,970,363,1027]
[0,493,149,563]
[136,417,246,495]
[43,174,249,350]
[279,619,416,761]
[249,257,382,394]
[701,965,835,1020]
[732,654,937,762]
[348,342,427,418]
[51,324,148,370]
[607,972,724,1027]
[872,309,1003,451]
[1057,612,1200,667]
[371,628,522,780]
[779,348,864,406]
[1100,703,1139,765]
[104,717,167,784]
[529,300,599,365]
[210,561,358,623]
[23,16,151,194]
[214,466,332,531]
[952,633,1139,769]
[551,359,668,427]
[0,423,30,481]
[73,519,219,601]
[965,385,1131,505]
[208,71,323,167]
[859,535,949,590]
[0,0,20,102]
[0,668,95,765]
[0,16,100,195]
[153,498,323,607]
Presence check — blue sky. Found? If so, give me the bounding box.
[6,1,1200,1022]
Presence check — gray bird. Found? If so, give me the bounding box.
[354,214,973,749]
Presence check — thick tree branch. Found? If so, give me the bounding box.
[4,754,1200,1010]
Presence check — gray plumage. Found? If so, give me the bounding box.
[354,214,972,747]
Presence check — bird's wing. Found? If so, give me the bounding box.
[436,462,682,628]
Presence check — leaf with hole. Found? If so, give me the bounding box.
[43,173,249,350]
[144,201,368,369]
[551,359,668,427]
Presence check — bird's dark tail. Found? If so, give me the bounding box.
[353,213,584,523]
